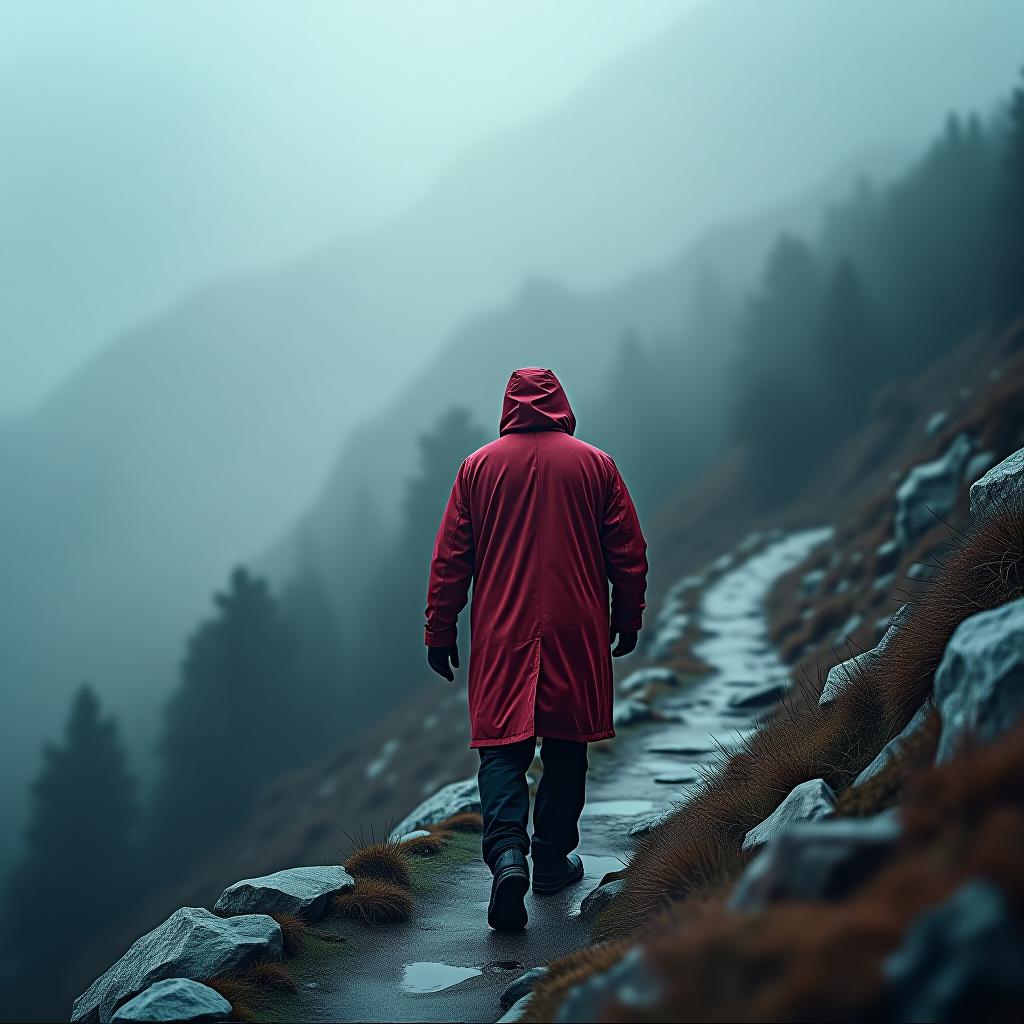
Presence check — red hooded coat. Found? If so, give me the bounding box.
[424,367,648,747]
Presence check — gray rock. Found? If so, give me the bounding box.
[875,538,901,572]
[964,450,996,484]
[613,698,655,727]
[389,777,480,839]
[579,878,626,918]
[800,568,827,596]
[742,778,836,851]
[728,680,787,710]
[935,598,1024,763]
[834,613,863,645]
[72,908,281,1024]
[924,410,949,436]
[398,829,431,843]
[853,700,933,786]
[214,865,354,920]
[970,445,1024,520]
[884,881,1024,1022]
[667,574,704,599]
[628,808,673,838]
[619,667,679,695]
[729,812,900,912]
[894,433,973,547]
[555,947,662,1023]
[872,572,896,593]
[820,604,909,705]
[111,979,231,1024]
[500,967,548,1010]
[497,993,534,1022]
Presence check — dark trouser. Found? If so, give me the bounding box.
[478,736,589,873]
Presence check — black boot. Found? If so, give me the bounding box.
[532,853,584,895]
[487,849,529,931]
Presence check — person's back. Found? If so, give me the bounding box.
[424,367,648,930]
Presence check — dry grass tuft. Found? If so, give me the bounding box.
[433,811,483,833]
[344,839,412,888]
[522,940,631,1023]
[206,961,298,1021]
[400,831,450,856]
[269,912,307,957]
[330,877,414,925]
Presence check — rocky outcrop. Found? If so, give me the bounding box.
[555,947,661,1023]
[628,808,673,838]
[728,680,787,710]
[110,979,231,1024]
[969,444,1024,518]
[729,813,900,912]
[72,908,281,1024]
[934,598,1024,763]
[883,881,1024,1021]
[389,777,481,839]
[213,865,355,921]
[613,698,656,727]
[819,604,910,705]
[853,700,933,786]
[894,433,973,547]
[742,779,836,851]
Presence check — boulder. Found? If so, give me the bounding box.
[72,908,281,1024]
[555,947,662,1023]
[924,410,949,436]
[884,881,1024,1022]
[729,812,900,912]
[398,829,431,843]
[969,444,1024,519]
[935,598,1024,763]
[853,700,933,786]
[613,698,656,727]
[820,604,909,705]
[619,667,679,694]
[111,979,231,1024]
[500,967,548,1010]
[389,777,480,839]
[894,433,973,548]
[497,994,534,1023]
[214,865,354,920]
[742,779,836,851]
[579,878,626,918]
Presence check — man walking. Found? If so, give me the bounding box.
[424,367,648,931]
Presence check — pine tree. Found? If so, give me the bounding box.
[995,69,1024,321]
[146,567,300,877]
[2,686,137,1018]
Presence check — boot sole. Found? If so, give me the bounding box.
[532,860,585,895]
[487,869,529,931]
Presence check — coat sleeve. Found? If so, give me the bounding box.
[601,465,648,633]
[424,461,475,647]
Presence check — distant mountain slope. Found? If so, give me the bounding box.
[2,0,1022,868]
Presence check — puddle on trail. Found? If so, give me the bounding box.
[400,961,482,994]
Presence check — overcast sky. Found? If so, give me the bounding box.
[0,0,696,415]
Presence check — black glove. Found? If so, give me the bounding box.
[427,643,460,681]
[610,628,638,658]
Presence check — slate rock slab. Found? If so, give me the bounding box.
[854,700,933,786]
[969,444,1024,519]
[500,967,549,1010]
[214,865,355,920]
[729,813,900,912]
[934,598,1024,763]
[742,778,836,851]
[884,880,1024,1021]
[389,777,481,839]
[72,908,282,1024]
[894,433,972,547]
[111,979,231,1023]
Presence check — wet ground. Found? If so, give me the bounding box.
[264,529,830,1023]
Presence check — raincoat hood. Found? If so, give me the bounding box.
[499,367,577,436]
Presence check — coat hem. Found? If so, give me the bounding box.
[470,726,615,748]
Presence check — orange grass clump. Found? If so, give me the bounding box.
[206,961,298,1021]
[330,877,414,925]
[268,912,307,957]
[344,840,412,888]
[433,811,484,833]
[401,831,450,856]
